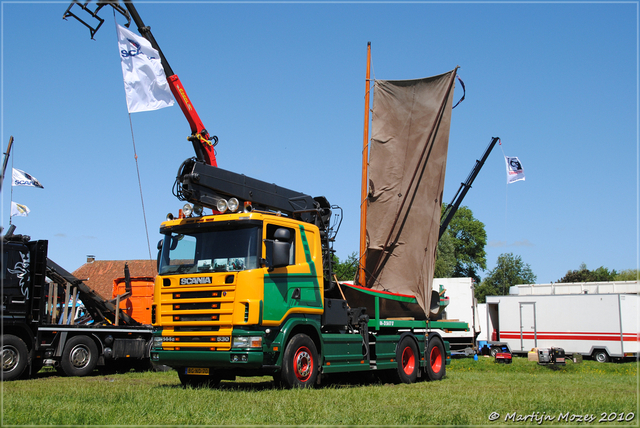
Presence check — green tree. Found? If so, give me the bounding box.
[434,230,456,278]
[475,252,536,303]
[615,269,639,281]
[333,251,359,281]
[440,205,487,283]
[556,263,617,283]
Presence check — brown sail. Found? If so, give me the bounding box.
[364,69,457,318]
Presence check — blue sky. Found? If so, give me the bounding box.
[1,1,637,285]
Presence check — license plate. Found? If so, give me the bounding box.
[556,358,565,363]
[186,367,209,376]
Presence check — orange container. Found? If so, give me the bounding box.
[112,276,154,325]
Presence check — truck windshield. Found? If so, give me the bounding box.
[159,224,261,275]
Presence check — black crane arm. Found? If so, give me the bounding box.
[439,136,499,240]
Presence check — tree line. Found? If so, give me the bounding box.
[333,205,638,303]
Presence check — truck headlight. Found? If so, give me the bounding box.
[153,336,175,348]
[232,336,262,348]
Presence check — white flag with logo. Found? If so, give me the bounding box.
[116,24,174,113]
[505,156,525,184]
[11,201,30,217]
[12,168,44,188]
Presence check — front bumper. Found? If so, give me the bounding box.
[151,348,266,369]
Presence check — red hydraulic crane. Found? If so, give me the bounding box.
[63,0,218,166]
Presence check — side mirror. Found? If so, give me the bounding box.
[263,227,291,270]
[264,240,291,270]
[272,241,291,268]
[156,240,163,273]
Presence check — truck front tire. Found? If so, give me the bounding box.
[61,336,98,377]
[1,335,29,381]
[425,336,446,381]
[281,333,318,389]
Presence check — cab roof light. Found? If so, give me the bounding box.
[228,198,239,213]
[216,199,228,213]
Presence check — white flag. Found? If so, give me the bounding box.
[12,168,44,188]
[505,156,525,184]
[116,24,174,113]
[11,201,30,217]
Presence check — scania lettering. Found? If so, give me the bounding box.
[180,277,213,285]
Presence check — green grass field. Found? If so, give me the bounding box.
[2,357,637,426]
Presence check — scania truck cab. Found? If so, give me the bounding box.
[152,207,330,387]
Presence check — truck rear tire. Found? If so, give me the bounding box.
[2,335,29,381]
[61,336,98,377]
[394,336,419,384]
[281,333,318,389]
[425,336,446,381]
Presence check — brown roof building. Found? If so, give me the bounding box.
[72,259,157,300]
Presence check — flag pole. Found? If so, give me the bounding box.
[9,140,15,226]
[358,42,372,287]
[0,136,14,193]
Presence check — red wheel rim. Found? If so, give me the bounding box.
[430,345,442,372]
[401,346,416,375]
[293,346,313,381]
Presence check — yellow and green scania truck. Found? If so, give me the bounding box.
[150,158,469,388]
[60,1,471,388]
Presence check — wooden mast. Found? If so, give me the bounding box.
[358,42,372,286]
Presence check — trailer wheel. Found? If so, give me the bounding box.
[281,333,318,389]
[394,336,419,384]
[593,350,609,363]
[177,369,221,388]
[61,336,98,377]
[425,336,446,381]
[1,335,29,381]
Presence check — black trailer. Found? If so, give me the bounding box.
[2,229,153,380]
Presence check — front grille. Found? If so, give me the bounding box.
[173,291,223,299]
[173,314,220,322]
[174,326,220,332]
[173,302,220,310]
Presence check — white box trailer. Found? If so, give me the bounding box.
[432,278,481,352]
[485,290,639,362]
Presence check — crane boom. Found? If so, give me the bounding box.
[63,0,218,166]
[439,136,499,239]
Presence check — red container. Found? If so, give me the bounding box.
[112,277,154,325]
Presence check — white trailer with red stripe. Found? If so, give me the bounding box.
[484,282,639,362]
